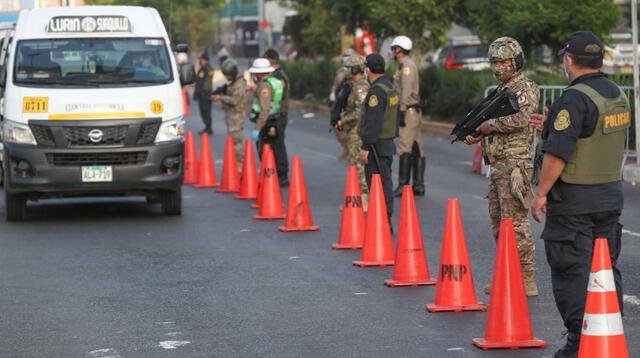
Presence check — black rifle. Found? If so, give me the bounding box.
[450,88,519,143]
[330,79,352,127]
[210,83,228,96]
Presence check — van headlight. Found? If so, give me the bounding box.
[3,120,37,145]
[155,117,185,143]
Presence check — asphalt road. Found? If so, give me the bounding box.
[0,103,639,358]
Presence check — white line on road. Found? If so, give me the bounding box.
[624,294,640,306]
[353,292,368,295]
[165,332,181,336]
[289,256,300,260]
[158,341,190,350]
[87,348,121,358]
[447,347,465,351]
[622,229,640,237]
[472,195,485,201]
[240,229,251,232]
[455,161,472,166]
[302,113,315,119]
[155,321,174,325]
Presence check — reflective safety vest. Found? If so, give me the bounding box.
[252,77,284,116]
[560,83,631,184]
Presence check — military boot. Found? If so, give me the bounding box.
[554,331,580,358]
[362,192,369,213]
[393,154,412,197]
[522,271,539,296]
[412,156,426,196]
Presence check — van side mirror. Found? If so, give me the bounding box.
[179,63,195,86]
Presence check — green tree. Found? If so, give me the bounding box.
[86,0,223,51]
[466,0,621,59]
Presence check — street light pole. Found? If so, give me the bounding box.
[633,0,640,165]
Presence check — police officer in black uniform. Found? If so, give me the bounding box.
[359,53,399,220]
[194,52,214,135]
[263,49,290,186]
[531,31,628,358]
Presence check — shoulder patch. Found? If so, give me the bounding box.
[402,66,411,76]
[260,89,270,98]
[389,96,399,106]
[368,95,378,107]
[554,109,571,131]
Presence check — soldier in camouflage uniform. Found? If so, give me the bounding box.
[464,37,540,296]
[335,55,370,210]
[330,49,356,160]
[211,59,246,169]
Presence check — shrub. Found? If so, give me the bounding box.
[281,59,341,102]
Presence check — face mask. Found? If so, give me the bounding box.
[491,60,516,82]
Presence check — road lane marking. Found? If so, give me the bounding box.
[624,294,640,306]
[455,161,472,166]
[353,292,368,295]
[87,348,121,358]
[447,347,465,351]
[302,113,315,118]
[158,341,190,350]
[472,195,485,201]
[166,332,181,336]
[622,229,640,237]
[240,229,251,232]
[155,321,174,325]
[289,256,300,260]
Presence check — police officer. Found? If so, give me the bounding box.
[263,49,290,186]
[194,52,214,135]
[248,58,288,187]
[330,48,356,160]
[359,53,398,220]
[530,31,627,358]
[391,36,425,197]
[464,37,540,297]
[335,54,370,211]
[211,59,247,169]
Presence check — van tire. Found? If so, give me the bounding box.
[5,192,26,221]
[160,187,181,216]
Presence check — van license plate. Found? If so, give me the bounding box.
[82,166,113,182]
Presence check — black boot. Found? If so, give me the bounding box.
[554,332,580,358]
[393,154,412,197]
[413,156,426,196]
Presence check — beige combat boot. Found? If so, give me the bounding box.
[522,271,538,297]
[362,192,369,213]
[484,271,538,296]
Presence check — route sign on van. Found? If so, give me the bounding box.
[46,16,132,34]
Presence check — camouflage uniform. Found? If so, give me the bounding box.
[220,77,247,167]
[483,38,539,276]
[341,76,370,197]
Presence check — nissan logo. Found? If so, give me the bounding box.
[88,129,104,143]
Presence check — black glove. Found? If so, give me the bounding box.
[398,111,406,127]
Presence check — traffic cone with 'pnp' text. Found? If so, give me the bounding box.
[217,136,240,193]
[251,144,271,209]
[472,218,546,349]
[183,131,198,184]
[235,139,258,200]
[253,149,285,220]
[352,174,394,267]
[426,198,485,312]
[578,238,628,358]
[279,157,319,232]
[193,133,219,188]
[385,185,436,287]
[332,166,365,250]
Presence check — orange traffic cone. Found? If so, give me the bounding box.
[193,133,219,188]
[279,157,319,232]
[578,238,628,358]
[385,186,436,287]
[251,144,271,209]
[235,140,258,200]
[472,219,546,349]
[472,144,483,174]
[426,198,485,312]
[353,174,394,267]
[332,166,365,250]
[182,87,191,116]
[217,136,241,193]
[253,149,285,220]
[183,131,198,184]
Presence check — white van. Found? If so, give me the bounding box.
[0,6,194,220]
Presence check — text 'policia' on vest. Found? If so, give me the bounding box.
[560,83,631,185]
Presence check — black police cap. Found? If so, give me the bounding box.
[365,53,385,73]
[558,31,604,57]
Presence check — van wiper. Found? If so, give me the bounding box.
[17,79,101,87]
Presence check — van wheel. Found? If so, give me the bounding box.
[160,187,182,216]
[5,192,26,221]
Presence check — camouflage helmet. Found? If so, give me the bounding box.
[345,54,366,71]
[221,58,238,77]
[342,48,356,57]
[488,37,524,68]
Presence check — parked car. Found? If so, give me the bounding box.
[427,36,490,71]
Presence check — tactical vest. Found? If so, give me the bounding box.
[359,81,399,140]
[252,77,283,116]
[560,83,630,184]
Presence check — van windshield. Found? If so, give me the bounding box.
[13,37,173,86]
